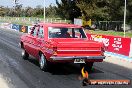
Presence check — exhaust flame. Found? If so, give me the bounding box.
[81,67,91,86]
[81,67,88,78]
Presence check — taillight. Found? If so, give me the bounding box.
[53,47,57,55]
[101,47,105,52]
[101,47,105,55]
[53,47,57,51]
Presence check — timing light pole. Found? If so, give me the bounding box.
[44,0,46,23]
[123,0,126,37]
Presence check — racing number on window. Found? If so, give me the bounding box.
[31,26,38,36]
[38,26,44,38]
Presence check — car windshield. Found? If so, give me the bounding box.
[48,27,86,38]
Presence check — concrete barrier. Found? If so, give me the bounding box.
[129,38,132,58]
[19,25,28,33]
[0,23,12,29]
[11,24,20,31]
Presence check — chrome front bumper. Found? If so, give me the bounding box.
[50,56,106,60]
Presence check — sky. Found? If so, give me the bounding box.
[0,0,61,8]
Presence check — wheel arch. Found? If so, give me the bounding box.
[38,50,48,60]
[38,51,46,58]
[20,41,24,49]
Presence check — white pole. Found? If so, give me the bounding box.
[123,0,126,37]
[44,0,46,23]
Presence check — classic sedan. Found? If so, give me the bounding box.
[20,23,105,71]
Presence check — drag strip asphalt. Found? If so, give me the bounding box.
[0,28,132,88]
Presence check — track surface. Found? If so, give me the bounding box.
[0,28,132,88]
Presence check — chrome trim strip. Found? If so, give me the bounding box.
[50,56,105,60]
[57,50,101,52]
[58,42,89,43]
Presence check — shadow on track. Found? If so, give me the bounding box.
[26,57,104,76]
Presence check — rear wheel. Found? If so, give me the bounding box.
[21,49,29,60]
[39,53,50,71]
[80,62,94,72]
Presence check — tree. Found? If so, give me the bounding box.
[33,5,43,17]
[0,6,6,16]
[106,0,124,21]
[127,0,132,25]
[15,4,23,16]
[24,7,33,17]
[56,0,81,23]
[46,5,57,17]
[76,0,109,21]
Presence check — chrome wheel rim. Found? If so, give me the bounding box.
[22,49,25,56]
[40,54,45,68]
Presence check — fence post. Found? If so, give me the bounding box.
[29,18,31,22]
[55,19,56,22]
[47,19,49,23]
[51,19,52,23]
[65,19,66,22]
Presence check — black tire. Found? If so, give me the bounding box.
[80,62,94,72]
[39,53,50,71]
[21,49,29,60]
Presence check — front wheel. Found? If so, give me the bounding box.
[39,53,50,71]
[21,49,29,60]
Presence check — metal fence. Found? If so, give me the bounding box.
[0,17,131,31]
[95,21,124,31]
[0,17,70,25]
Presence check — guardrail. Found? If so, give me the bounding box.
[0,17,70,25]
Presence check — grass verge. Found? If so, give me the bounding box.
[85,30,132,38]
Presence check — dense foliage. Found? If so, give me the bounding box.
[0,5,57,18]
[56,0,132,24]
[0,0,132,24]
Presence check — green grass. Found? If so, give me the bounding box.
[88,30,132,38]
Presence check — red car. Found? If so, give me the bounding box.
[20,23,105,71]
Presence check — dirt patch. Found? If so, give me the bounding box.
[0,75,9,88]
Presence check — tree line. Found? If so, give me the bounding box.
[0,5,57,18]
[56,0,132,24]
[0,0,132,24]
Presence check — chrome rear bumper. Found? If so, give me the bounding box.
[50,56,106,60]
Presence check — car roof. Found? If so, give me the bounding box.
[39,22,82,28]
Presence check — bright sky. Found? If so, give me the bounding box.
[0,0,61,8]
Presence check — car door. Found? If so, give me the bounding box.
[26,25,39,57]
[24,26,35,55]
[36,26,45,59]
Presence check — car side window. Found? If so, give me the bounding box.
[32,26,39,36]
[38,26,44,38]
